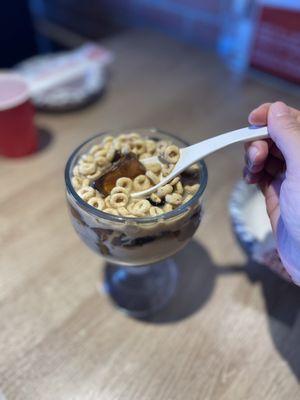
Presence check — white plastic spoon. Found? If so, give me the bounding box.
[132,125,269,198]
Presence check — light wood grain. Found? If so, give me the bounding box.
[1,30,300,400]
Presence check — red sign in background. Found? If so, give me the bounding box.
[250,6,300,84]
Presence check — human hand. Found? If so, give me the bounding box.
[244,102,300,284]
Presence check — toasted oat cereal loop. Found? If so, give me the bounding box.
[89,144,102,155]
[103,136,114,144]
[106,146,116,162]
[79,162,96,175]
[72,176,83,191]
[133,175,151,191]
[116,177,133,192]
[128,132,141,140]
[150,193,162,204]
[183,194,193,204]
[165,193,183,206]
[146,170,160,185]
[121,143,131,155]
[94,148,107,158]
[164,145,180,163]
[80,154,94,164]
[184,184,200,195]
[156,184,173,198]
[161,163,174,177]
[131,140,146,155]
[103,208,119,216]
[72,165,81,177]
[175,181,183,194]
[77,187,95,201]
[163,203,173,213]
[111,186,129,196]
[145,139,156,154]
[149,206,164,216]
[86,168,102,180]
[95,155,108,167]
[105,196,112,208]
[133,199,151,215]
[87,197,105,210]
[110,193,129,208]
[147,163,161,174]
[157,140,169,154]
[170,176,180,185]
[139,153,152,161]
[186,163,200,174]
[118,206,131,216]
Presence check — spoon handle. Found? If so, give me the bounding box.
[182,125,269,161]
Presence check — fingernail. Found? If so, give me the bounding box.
[247,146,258,166]
[272,102,290,117]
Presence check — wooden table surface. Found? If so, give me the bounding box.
[1,30,300,400]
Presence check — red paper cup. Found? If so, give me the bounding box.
[0,73,38,157]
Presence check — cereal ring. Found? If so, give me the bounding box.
[146,170,160,185]
[149,206,163,216]
[80,154,94,164]
[175,181,183,194]
[156,140,169,154]
[94,149,107,158]
[183,194,193,204]
[185,163,200,174]
[79,162,96,175]
[133,175,151,192]
[139,153,152,160]
[184,184,200,195]
[131,139,146,155]
[170,177,180,185]
[164,145,180,163]
[72,166,81,177]
[118,207,130,216]
[121,143,131,155]
[87,197,105,210]
[86,168,102,180]
[128,132,141,140]
[106,146,116,162]
[105,196,112,208]
[116,177,133,192]
[147,163,161,174]
[71,176,83,191]
[89,144,102,154]
[77,186,95,201]
[103,136,114,144]
[156,184,173,198]
[103,208,119,216]
[161,163,174,177]
[110,193,129,208]
[163,203,173,213]
[95,155,108,167]
[133,199,151,216]
[118,134,130,143]
[145,139,156,154]
[111,186,129,196]
[150,193,162,204]
[165,193,183,206]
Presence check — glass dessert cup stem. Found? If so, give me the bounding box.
[103,258,179,317]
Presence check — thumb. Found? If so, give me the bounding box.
[268,102,300,173]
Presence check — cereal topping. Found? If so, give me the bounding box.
[71,132,200,217]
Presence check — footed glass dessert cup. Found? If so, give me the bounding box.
[65,128,208,317]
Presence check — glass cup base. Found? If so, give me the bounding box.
[103,258,178,318]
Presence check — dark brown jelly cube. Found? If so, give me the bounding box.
[93,153,146,196]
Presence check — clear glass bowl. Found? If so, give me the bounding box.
[65,128,208,316]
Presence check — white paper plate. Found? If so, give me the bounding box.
[229,180,291,281]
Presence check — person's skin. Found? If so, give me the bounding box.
[244,101,300,285]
